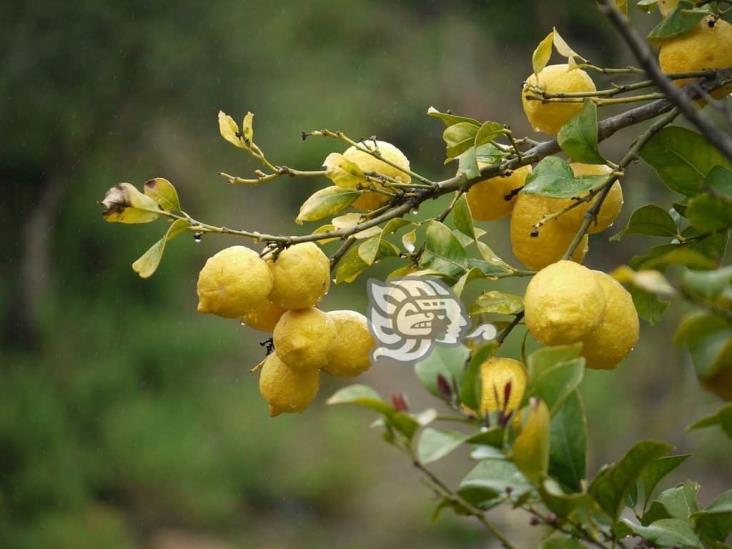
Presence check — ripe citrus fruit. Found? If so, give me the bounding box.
[510,193,588,270]
[522,64,596,134]
[241,299,285,332]
[480,357,527,415]
[196,246,273,319]
[268,242,330,309]
[323,310,374,377]
[659,18,732,99]
[467,165,533,221]
[273,308,334,371]
[579,271,639,370]
[556,163,624,234]
[341,140,411,211]
[524,260,606,345]
[259,352,320,417]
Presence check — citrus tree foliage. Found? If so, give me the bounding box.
[100,1,732,547]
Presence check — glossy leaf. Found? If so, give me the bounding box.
[419,220,469,278]
[622,518,701,548]
[474,121,505,148]
[630,286,670,325]
[296,186,360,224]
[460,343,497,410]
[692,489,732,543]
[426,106,480,128]
[557,100,604,164]
[548,391,587,492]
[528,356,584,413]
[326,384,393,415]
[610,205,677,241]
[414,344,468,397]
[144,177,181,212]
[674,311,732,382]
[452,194,475,239]
[522,156,606,198]
[648,1,705,41]
[458,458,532,509]
[687,403,732,438]
[131,219,189,279]
[631,454,690,511]
[418,428,475,464]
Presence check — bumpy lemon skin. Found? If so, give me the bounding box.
[259,352,320,417]
[579,271,639,370]
[341,140,411,212]
[467,165,533,221]
[510,193,588,271]
[480,357,527,415]
[524,260,606,345]
[659,19,732,99]
[241,299,285,332]
[323,310,375,378]
[522,64,596,135]
[268,243,330,310]
[273,308,334,371]
[556,163,624,234]
[196,246,273,319]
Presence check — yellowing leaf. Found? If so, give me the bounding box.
[323,152,366,188]
[101,183,160,224]
[532,31,554,77]
[242,111,254,143]
[553,27,586,64]
[132,219,189,278]
[296,186,360,224]
[218,110,244,148]
[512,399,551,485]
[144,177,181,212]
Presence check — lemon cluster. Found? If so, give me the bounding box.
[196,243,375,416]
[523,260,639,370]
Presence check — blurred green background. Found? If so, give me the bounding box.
[1,1,729,547]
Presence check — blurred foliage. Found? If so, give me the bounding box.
[1,1,728,547]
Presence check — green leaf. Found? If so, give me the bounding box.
[540,478,596,520]
[686,193,732,232]
[414,344,469,398]
[131,219,189,279]
[639,126,732,196]
[648,1,705,41]
[687,403,732,437]
[474,121,506,148]
[528,357,584,414]
[522,156,606,198]
[610,205,678,241]
[674,311,732,382]
[100,183,161,224]
[540,535,585,549]
[692,489,732,543]
[458,458,532,509]
[548,391,587,492]
[326,384,393,415]
[622,518,702,548]
[143,177,181,212]
[457,146,480,179]
[629,286,670,325]
[681,266,732,300]
[532,31,554,76]
[470,291,524,316]
[419,220,469,279]
[444,122,479,159]
[452,267,485,298]
[426,106,480,128]
[296,186,360,224]
[654,481,700,521]
[557,100,604,164]
[637,0,659,13]
[335,238,398,284]
[452,194,475,239]
[632,454,690,511]
[417,428,475,464]
[589,440,672,522]
[461,343,497,410]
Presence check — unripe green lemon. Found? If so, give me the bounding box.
[467,165,533,221]
[555,163,624,234]
[259,352,319,417]
[522,64,596,135]
[268,243,330,310]
[480,357,527,415]
[579,271,639,370]
[241,299,285,332]
[524,260,606,345]
[197,246,273,319]
[510,193,588,271]
[323,310,374,377]
[273,308,334,371]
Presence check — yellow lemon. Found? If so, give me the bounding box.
[555,163,624,234]
[510,193,588,271]
[479,357,527,415]
[259,352,320,417]
[241,299,285,332]
[269,242,330,309]
[467,165,533,221]
[340,140,411,211]
[524,260,606,345]
[579,271,639,370]
[323,310,375,377]
[512,399,550,485]
[196,246,273,319]
[522,64,596,135]
[659,18,732,99]
[273,308,334,371]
